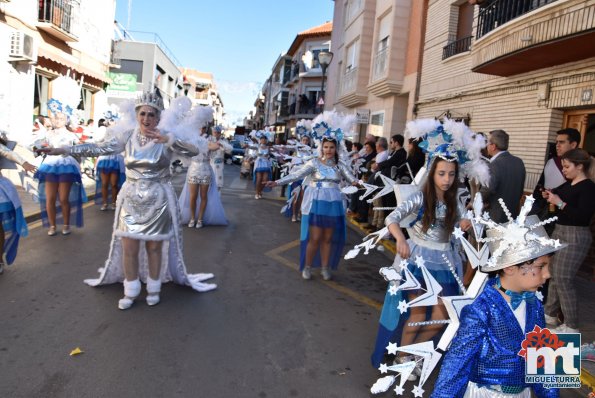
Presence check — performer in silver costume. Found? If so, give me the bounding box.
[208,125,232,191]
[179,141,228,228]
[267,132,358,281]
[45,93,220,310]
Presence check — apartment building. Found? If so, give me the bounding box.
[326,0,426,140]
[416,0,595,190]
[179,68,225,126]
[418,0,595,277]
[252,22,333,136]
[285,22,333,132]
[108,32,183,110]
[0,0,115,141]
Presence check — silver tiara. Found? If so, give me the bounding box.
[135,91,164,111]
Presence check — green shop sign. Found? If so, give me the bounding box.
[107,72,137,92]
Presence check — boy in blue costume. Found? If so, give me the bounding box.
[432,212,563,398]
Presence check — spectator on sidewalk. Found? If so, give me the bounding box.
[531,128,580,222]
[370,137,389,230]
[480,130,526,223]
[543,148,595,333]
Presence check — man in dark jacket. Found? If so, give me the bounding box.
[480,129,526,223]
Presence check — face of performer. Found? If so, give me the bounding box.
[321,140,336,160]
[502,255,552,292]
[137,106,159,134]
[49,112,67,129]
[433,160,456,194]
[561,158,584,181]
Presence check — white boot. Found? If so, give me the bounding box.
[118,279,141,310]
[146,277,162,306]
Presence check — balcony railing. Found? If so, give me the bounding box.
[476,0,559,39]
[442,36,473,60]
[371,48,388,82]
[38,0,74,35]
[339,67,358,96]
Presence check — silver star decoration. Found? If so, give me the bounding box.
[412,385,425,397]
[367,173,397,203]
[415,256,425,268]
[388,284,399,296]
[359,181,379,201]
[386,342,398,355]
[398,300,409,314]
[437,271,489,351]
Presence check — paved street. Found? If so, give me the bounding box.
[0,165,592,397]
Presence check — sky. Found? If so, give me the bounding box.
[115,0,334,126]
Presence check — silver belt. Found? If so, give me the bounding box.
[308,181,340,189]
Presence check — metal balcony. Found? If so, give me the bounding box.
[472,0,595,76]
[442,36,472,60]
[37,0,78,42]
[476,0,559,39]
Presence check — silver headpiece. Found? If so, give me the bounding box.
[135,91,164,111]
[458,195,566,271]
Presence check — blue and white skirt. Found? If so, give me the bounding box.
[34,155,87,227]
[0,176,27,265]
[95,154,126,205]
[299,186,346,271]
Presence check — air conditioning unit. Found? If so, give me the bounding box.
[9,31,36,62]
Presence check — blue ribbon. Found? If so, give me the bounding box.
[495,278,536,310]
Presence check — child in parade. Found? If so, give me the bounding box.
[266,114,359,281]
[368,119,489,370]
[432,211,564,398]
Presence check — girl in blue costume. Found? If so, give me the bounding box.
[33,99,87,236]
[375,157,472,369]
[266,121,359,281]
[369,118,490,373]
[0,136,37,274]
[94,118,125,211]
[249,131,272,199]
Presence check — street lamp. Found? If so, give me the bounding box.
[318,51,333,112]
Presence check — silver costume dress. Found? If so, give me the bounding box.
[68,128,216,291]
[186,151,212,185]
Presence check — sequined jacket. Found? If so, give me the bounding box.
[432,284,558,398]
[275,157,357,187]
[385,190,463,249]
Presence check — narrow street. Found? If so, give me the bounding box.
[1,165,592,397]
[0,165,392,398]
